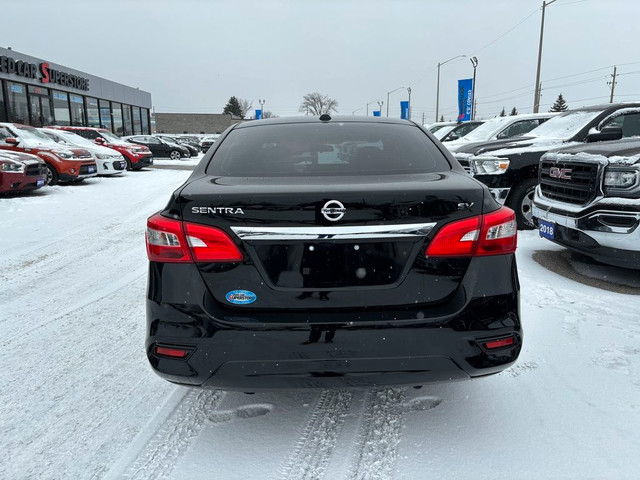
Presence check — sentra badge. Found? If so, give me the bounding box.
[192,207,245,215]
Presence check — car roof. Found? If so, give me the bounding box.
[234,115,414,130]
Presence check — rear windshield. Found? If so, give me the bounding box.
[206,122,450,176]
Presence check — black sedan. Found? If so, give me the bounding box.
[124,135,190,160]
[145,116,521,390]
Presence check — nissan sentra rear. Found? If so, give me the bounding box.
[145,116,521,390]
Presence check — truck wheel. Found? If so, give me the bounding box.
[170,150,181,160]
[507,178,538,230]
[45,164,59,186]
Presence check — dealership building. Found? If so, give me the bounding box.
[0,47,152,135]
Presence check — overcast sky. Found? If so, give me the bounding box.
[4,0,638,122]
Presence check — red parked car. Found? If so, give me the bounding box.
[0,123,97,185]
[0,150,48,194]
[47,126,153,170]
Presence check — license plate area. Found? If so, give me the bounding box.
[539,219,556,240]
[252,240,417,289]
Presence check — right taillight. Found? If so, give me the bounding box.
[425,206,517,257]
[146,212,242,263]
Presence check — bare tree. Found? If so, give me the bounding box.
[299,92,338,115]
[238,98,253,119]
[263,111,278,119]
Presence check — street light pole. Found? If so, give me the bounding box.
[352,108,363,115]
[386,86,406,117]
[407,87,412,120]
[377,101,384,116]
[533,0,557,113]
[436,55,466,123]
[470,57,478,120]
[258,99,265,118]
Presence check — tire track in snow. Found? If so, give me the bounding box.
[121,389,225,480]
[348,388,406,480]
[279,390,353,480]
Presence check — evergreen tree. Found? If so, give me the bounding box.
[549,93,569,112]
[500,108,506,117]
[223,96,243,117]
[510,107,518,116]
[439,115,444,122]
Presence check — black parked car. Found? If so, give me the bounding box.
[145,116,521,391]
[453,103,640,229]
[533,138,640,269]
[155,134,200,157]
[124,135,190,160]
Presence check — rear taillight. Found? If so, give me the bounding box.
[154,346,190,358]
[146,212,242,263]
[425,206,517,257]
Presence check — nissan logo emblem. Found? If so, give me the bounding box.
[321,200,346,222]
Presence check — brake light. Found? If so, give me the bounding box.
[146,213,242,263]
[425,206,517,257]
[483,336,515,350]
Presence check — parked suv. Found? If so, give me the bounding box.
[145,116,521,390]
[445,113,555,153]
[0,150,47,194]
[0,123,97,185]
[47,126,153,171]
[123,135,190,160]
[453,103,640,229]
[533,138,640,269]
[154,134,199,156]
[435,120,484,142]
[40,128,126,176]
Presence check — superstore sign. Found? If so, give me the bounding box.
[0,55,90,91]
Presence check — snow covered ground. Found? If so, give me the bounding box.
[1,166,640,480]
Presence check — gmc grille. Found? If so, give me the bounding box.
[539,160,599,205]
[456,157,472,174]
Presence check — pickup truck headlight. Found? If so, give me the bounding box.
[603,167,639,196]
[472,157,510,175]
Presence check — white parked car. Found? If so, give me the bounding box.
[444,113,557,153]
[39,128,126,176]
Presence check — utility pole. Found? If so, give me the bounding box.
[533,0,557,113]
[422,112,425,125]
[608,65,618,103]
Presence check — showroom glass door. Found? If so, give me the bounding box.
[28,86,53,127]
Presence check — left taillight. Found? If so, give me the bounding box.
[146,213,242,263]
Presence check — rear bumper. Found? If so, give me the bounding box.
[146,256,521,390]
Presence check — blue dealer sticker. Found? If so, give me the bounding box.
[225,290,257,305]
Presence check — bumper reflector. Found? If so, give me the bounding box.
[155,346,189,358]
[484,336,515,350]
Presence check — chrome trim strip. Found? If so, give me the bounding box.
[230,223,437,241]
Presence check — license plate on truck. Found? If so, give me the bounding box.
[539,219,555,240]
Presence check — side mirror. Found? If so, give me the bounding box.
[587,126,623,142]
[5,137,20,145]
[95,137,106,145]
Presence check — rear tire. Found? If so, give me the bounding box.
[45,164,59,186]
[507,178,538,230]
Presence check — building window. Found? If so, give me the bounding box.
[111,102,123,135]
[122,104,133,136]
[132,107,142,135]
[8,82,29,124]
[52,91,71,126]
[141,108,149,134]
[86,97,100,127]
[28,86,53,127]
[99,99,111,130]
[69,94,86,126]
[0,81,8,122]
